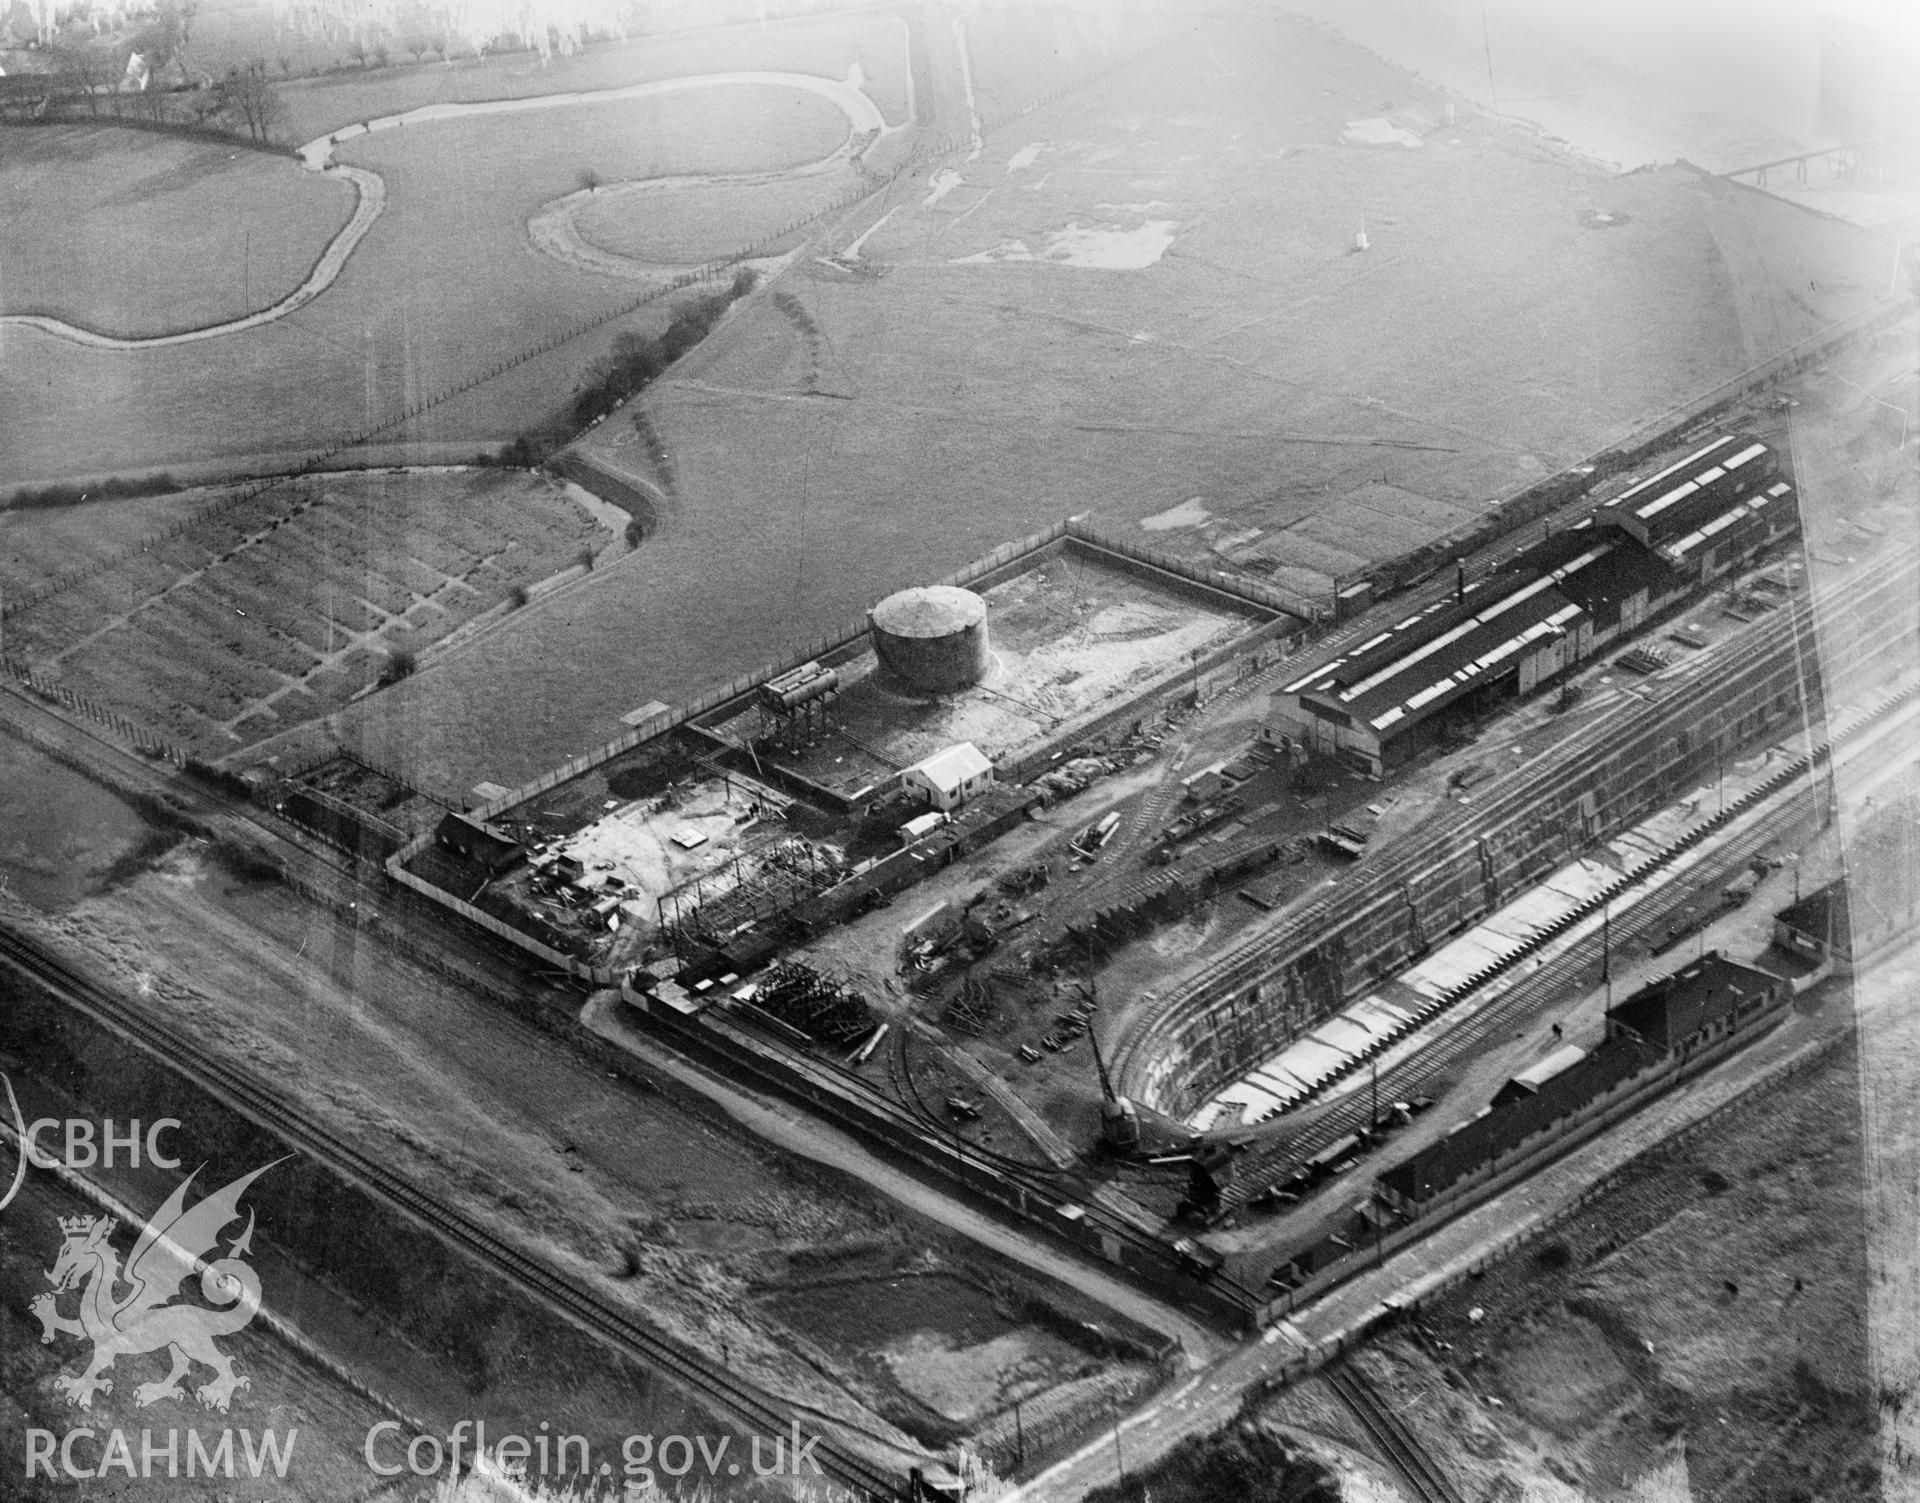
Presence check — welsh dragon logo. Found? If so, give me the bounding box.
[31,1159,284,1413]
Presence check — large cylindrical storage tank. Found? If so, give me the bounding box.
[869,586,990,694]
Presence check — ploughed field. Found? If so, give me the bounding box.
[4,469,610,757]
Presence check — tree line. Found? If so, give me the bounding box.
[8,1,286,144]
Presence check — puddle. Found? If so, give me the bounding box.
[1342,117,1425,148]
[923,168,965,207]
[952,219,1178,270]
[1141,497,1212,531]
[0,737,153,909]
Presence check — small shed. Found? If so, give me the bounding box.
[1772,879,1853,963]
[900,811,948,846]
[903,743,994,812]
[1491,1044,1587,1108]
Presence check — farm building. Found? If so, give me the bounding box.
[1266,434,1800,772]
[1604,951,1787,1052]
[903,742,994,811]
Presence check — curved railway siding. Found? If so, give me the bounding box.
[1218,773,1815,1219]
[1114,543,1918,1118]
[1211,625,1920,1220]
[0,926,911,1502]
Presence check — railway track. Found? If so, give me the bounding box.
[1216,782,1814,1215]
[1217,662,1920,1216]
[1323,1359,1468,1503]
[0,926,909,1502]
[1116,541,1917,1093]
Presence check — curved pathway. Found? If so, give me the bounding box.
[0,164,385,351]
[2,69,896,351]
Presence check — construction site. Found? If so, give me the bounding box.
[393,526,1293,982]
[196,254,1917,1497]
[378,297,1920,1322]
[5,4,1918,1500]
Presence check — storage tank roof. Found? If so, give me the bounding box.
[870,586,987,639]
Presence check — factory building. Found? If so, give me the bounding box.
[1266,435,1798,773]
[1377,951,1787,1211]
[1491,1043,1588,1108]
[1593,434,1794,583]
[1268,570,1592,773]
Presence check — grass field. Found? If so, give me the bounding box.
[7,11,1898,795]
[574,172,853,265]
[1,484,214,593]
[342,82,852,190]
[264,9,914,143]
[0,10,915,487]
[312,12,1894,799]
[6,469,610,755]
[0,125,356,338]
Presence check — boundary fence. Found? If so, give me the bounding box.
[1,654,185,765]
[1246,1019,1858,1393]
[2,32,1160,620]
[1347,293,1913,603]
[381,517,1301,849]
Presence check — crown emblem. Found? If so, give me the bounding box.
[58,1215,98,1236]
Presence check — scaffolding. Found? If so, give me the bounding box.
[751,962,874,1047]
[661,837,842,951]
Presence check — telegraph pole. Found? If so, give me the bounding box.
[1601,901,1612,1008]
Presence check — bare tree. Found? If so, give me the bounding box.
[50,45,110,117]
[216,60,285,143]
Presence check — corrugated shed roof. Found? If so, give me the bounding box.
[1597,437,1773,547]
[1602,434,1743,513]
[1510,1043,1588,1090]
[1666,478,1795,561]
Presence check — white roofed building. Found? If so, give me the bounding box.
[903,743,994,811]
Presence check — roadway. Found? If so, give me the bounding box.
[1004,639,1920,1498]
